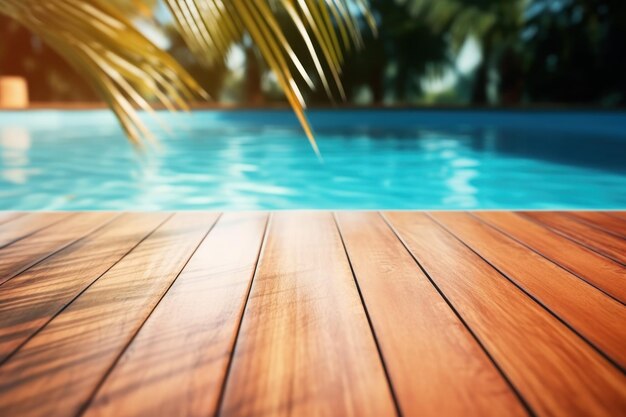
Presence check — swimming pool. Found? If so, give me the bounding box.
[0,109,624,210]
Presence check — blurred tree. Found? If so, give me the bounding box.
[522,0,626,105]
[338,0,450,105]
[326,0,526,105]
[396,0,525,105]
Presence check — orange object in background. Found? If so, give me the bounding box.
[0,76,29,108]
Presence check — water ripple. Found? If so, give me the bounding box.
[0,110,625,210]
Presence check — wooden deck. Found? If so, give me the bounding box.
[0,211,624,417]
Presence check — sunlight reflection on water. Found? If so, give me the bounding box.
[0,110,624,210]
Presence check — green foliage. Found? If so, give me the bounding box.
[338,0,625,106]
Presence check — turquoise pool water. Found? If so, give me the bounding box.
[0,109,624,210]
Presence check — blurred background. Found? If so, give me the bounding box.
[1,0,625,107]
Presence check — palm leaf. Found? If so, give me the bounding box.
[163,0,376,155]
[0,0,207,146]
[0,0,375,153]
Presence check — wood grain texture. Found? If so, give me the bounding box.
[430,212,626,368]
[1,211,625,417]
[385,212,626,417]
[219,212,397,417]
[0,212,25,226]
[523,212,626,265]
[84,212,268,417]
[611,212,626,221]
[335,212,527,417]
[567,212,626,239]
[0,213,219,417]
[0,212,73,248]
[0,212,117,286]
[474,211,626,303]
[0,212,169,363]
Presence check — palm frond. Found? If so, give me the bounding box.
[0,0,207,146]
[161,0,376,156]
[0,0,375,153]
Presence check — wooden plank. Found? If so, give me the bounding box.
[219,212,397,417]
[0,212,25,226]
[567,212,626,239]
[0,212,73,248]
[0,212,170,363]
[335,212,528,417]
[0,213,219,417]
[610,211,626,221]
[0,212,118,286]
[523,212,626,265]
[474,212,626,303]
[431,212,626,368]
[385,212,626,417]
[83,212,268,417]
